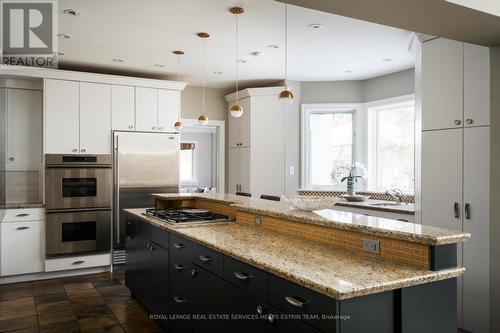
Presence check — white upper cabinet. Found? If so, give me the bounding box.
[79,82,112,154]
[136,87,158,131]
[228,97,251,148]
[464,43,490,127]
[6,89,42,171]
[45,79,80,154]
[112,85,135,131]
[421,38,463,131]
[157,89,180,132]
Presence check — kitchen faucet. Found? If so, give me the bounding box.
[385,188,404,204]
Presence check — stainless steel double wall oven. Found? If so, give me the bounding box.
[45,154,111,257]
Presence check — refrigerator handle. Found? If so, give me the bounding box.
[115,136,120,245]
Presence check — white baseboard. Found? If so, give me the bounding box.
[0,266,111,284]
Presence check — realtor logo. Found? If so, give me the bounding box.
[1,1,58,67]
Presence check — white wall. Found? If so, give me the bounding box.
[181,85,230,121]
[301,69,415,104]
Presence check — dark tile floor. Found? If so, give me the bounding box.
[0,272,165,333]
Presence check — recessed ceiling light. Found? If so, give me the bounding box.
[308,23,323,30]
[237,59,247,63]
[213,71,223,75]
[344,70,353,73]
[57,33,71,39]
[112,58,124,63]
[154,64,165,68]
[268,44,279,49]
[382,58,393,62]
[63,9,81,16]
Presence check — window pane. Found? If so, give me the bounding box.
[375,104,414,192]
[309,112,353,186]
[180,149,194,182]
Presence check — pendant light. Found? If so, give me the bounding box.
[172,50,185,131]
[197,32,210,125]
[278,3,293,105]
[229,7,244,118]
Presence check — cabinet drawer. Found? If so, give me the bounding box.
[1,220,44,276]
[224,255,267,300]
[1,208,44,223]
[269,274,337,333]
[193,243,223,277]
[45,253,111,272]
[170,233,192,259]
[268,305,322,333]
[126,218,151,239]
[151,225,169,249]
[169,251,192,295]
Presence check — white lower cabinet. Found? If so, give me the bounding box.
[45,253,110,272]
[420,126,489,333]
[1,219,44,276]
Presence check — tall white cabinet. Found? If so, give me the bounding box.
[416,38,490,333]
[226,87,285,198]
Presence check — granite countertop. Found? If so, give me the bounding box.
[0,203,44,209]
[125,208,464,300]
[335,199,415,215]
[152,193,470,245]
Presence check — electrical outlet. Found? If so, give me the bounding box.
[254,216,262,226]
[289,166,295,176]
[362,239,380,254]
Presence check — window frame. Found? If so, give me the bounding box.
[365,94,415,192]
[179,141,198,186]
[300,103,363,190]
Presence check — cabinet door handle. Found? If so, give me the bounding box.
[453,202,460,219]
[128,125,134,129]
[72,260,85,265]
[72,148,78,152]
[8,156,14,161]
[198,255,212,262]
[16,213,29,217]
[465,203,471,220]
[16,226,30,230]
[174,264,185,271]
[454,119,462,126]
[152,126,157,130]
[284,296,308,308]
[149,244,155,251]
[191,268,198,276]
[173,296,187,304]
[396,218,409,222]
[234,271,253,281]
[158,127,164,131]
[268,314,276,323]
[81,148,86,153]
[173,242,185,249]
[466,118,473,125]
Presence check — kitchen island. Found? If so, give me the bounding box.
[123,193,469,333]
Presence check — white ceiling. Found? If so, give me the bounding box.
[58,0,415,88]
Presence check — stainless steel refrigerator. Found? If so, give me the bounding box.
[113,132,179,254]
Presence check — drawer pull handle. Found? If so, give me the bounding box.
[284,296,308,308]
[174,242,185,249]
[396,218,408,222]
[234,271,253,281]
[72,260,85,265]
[199,255,212,262]
[16,213,29,217]
[173,296,187,304]
[16,226,30,230]
[174,264,185,271]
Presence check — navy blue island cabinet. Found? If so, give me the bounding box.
[125,216,457,333]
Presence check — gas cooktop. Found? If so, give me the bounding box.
[143,208,234,225]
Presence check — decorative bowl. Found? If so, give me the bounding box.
[342,194,370,202]
[281,195,339,211]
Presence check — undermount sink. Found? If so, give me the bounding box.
[370,202,402,206]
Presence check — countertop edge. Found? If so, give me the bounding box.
[124,209,465,300]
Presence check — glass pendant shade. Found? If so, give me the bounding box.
[174,120,183,131]
[198,114,209,125]
[278,89,294,105]
[230,104,243,118]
